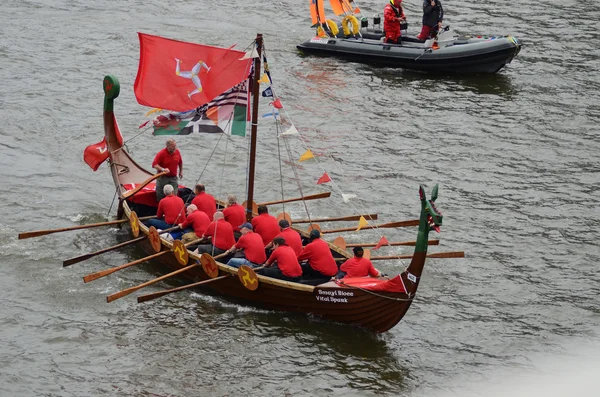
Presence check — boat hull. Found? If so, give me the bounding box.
[129,209,414,333]
[297,36,521,74]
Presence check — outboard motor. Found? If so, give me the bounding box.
[361,17,368,28]
[373,15,381,28]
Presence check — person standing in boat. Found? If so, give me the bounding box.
[297,229,338,282]
[266,220,303,256]
[383,0,406,44]
[152,138,183,202]
[191,184,216,220]
[178,204,211,244]
[416,0,444,40]
[224,223,266,268]
[337,246,383,279]
[251,205,280,246]
[223,194,246,239]
[261,237,303,282]
[147,185,186,230]
[194,211,236,257]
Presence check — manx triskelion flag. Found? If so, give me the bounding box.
[153,80,249,137]
[134,33,253,112]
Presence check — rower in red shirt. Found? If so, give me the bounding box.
[178,204,211,243]
[223,194,246,237]
[225,223,266,268]
[152,138,183,202]
[191,183,216,220]
[339,246,382,278]
[194,212,235,257]
[147,184,186,231]
[266,219,302,256]
[251,205,280,246]
[297,229,338,281]
[262,237,302,282]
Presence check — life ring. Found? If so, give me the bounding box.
[317,19,340,37]
[342,15,360,37]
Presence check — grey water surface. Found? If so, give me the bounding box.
[1,0,599,396]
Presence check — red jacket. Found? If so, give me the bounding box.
[383,2,405,39]
[181,210,211,237]
[152,148,182,177]
[276,228,303,256]
[223,203,246,232]
[267,245,302,277]
[340,256,379,278]
[191,192,216,220]
[235,231,266,264]
[297,238,338,276]
[251,213,280,246]
[203,219,235,251]
[156,195,186,225]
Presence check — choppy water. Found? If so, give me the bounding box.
[1,0,599,396]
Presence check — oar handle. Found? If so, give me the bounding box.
[137,274,231,303]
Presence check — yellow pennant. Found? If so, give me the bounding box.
[356,216,368,231]
[258,73,270,83]
[299,149,315,162]
[145,108,162,117]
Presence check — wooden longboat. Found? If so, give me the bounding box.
[98,33,444,333]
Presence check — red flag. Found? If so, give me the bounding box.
[270,98,283,109]
[134,33,253,112]
[317,172,331,184]
[373,236,389,250]
[83,138,109,171]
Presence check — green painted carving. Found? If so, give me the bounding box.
[415,184,443,253]
[103,75,121,112]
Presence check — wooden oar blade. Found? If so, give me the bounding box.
[83,251,167,283]
[346,239,440,248]
[321,219,419,234]
[293,213,378,224]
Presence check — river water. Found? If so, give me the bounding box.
[1,0,599,396]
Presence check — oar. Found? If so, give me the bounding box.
[320,219,420,234]
[335,251,465,261]
[82,238,200,283]
[259,192,331,206]
[18,215,156,240]
[62,225,180,267]
[346,240,440,248]
[137,274,231,303]
[121,172,168,200]
[291,213,378,224]
[106,260,202,303]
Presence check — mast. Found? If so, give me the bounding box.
[246,33,263,221]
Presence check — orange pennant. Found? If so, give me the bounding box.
[299,149,315,162]
[373,236,389,250]
[317,172,331,184]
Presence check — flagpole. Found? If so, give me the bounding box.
[246,33,263,221]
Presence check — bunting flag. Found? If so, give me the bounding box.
[317,172,331,184]
[258,73,270,83]
[134,33,252,112]
[262,110,279,119]
[262,87,273,97]
[280,125,299,136]
[299,149,315,162]
[139,120,150,129]
[373,236,389,250]
[153,80,249,137]
[356,216,369,231]
[83,138,108,171]
[342,193,357,203]
[240,46,259,60]
[270,98,283,109]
